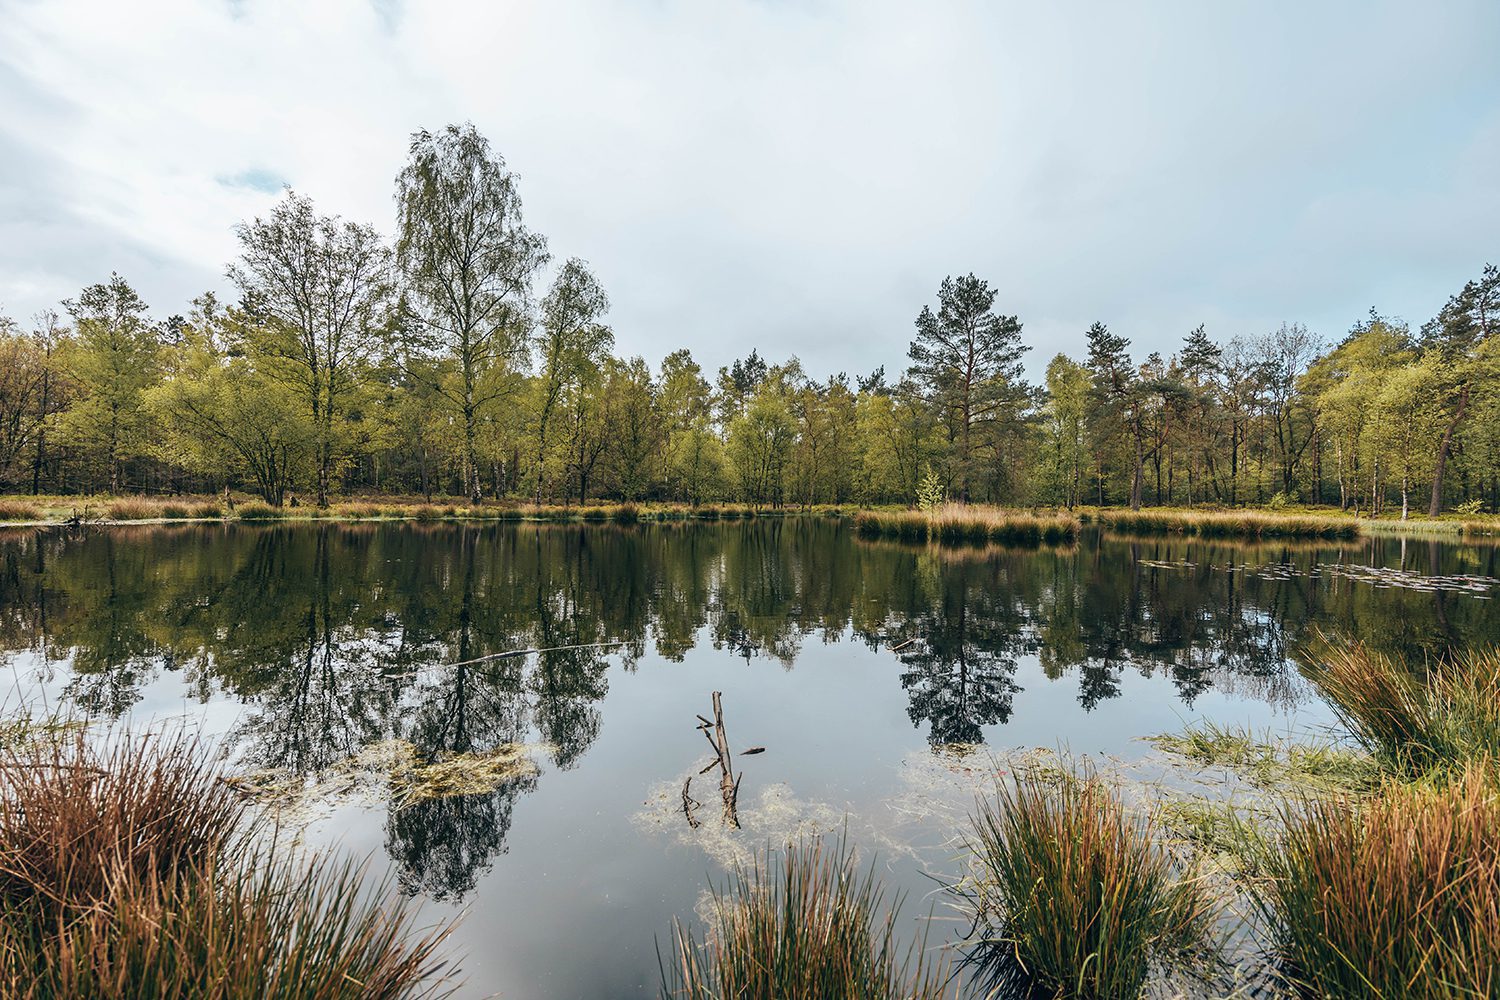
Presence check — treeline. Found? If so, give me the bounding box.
[0,124,1495,513]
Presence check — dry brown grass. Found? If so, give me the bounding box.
[1255,768,1500,999]
[0,729,459,998]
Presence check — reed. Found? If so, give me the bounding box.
[854,505,1079,547]
[1092,508,1357,540]
[1253,768,1500,999]
[1302,640,1500,779]
[964,769,1214,999]
[0,729,458,999]
[0,501,42,522]
[661,837,948,1000]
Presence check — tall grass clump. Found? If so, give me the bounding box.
[1253,768,1500,999]
[235,500,290,521]
[1302,640,1500,779]
[854,506,1078,546]
[105,498,160,520]
[1094,508,1356,540]
[661,837,948,1000]
[0,501,42,522]
[0,729,458,998]
[964,770,1214,999]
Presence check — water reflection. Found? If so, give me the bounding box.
[2,519,1496,900]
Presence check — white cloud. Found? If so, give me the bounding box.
[1,0,1497,376]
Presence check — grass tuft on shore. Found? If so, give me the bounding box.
[661,836,948,1000]
[0,728,459,998]
[964,768,1215,999]
[1253,768,1500,1000]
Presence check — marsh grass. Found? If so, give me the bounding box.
[235,500,291,520]
[1253,768,1500,1000]
[661,837,949,1000]
[0,729,459,998]
[963,769,1216,1000]
[0,501,43,522]
[1092,508,1358,540]
[854,505,1079,547]
[1302,640,1500,779]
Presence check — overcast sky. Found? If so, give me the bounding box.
[2,0,1497,381]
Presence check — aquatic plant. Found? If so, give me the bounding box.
[0,729,459,998]
[1253,768,1500,999]
[1146,721,1378,794]
[964,769,1215,999]
[661,837,948,1000]
[853,505,1079,547]
[1302,640,1500,779]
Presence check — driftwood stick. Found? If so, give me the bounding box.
[698,758,721,776]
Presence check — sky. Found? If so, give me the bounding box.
[1,0,1498,382]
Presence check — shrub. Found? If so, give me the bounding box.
[610,503,640,524]
[1253,769,1500,999]
[965,769,1214,999]
[662,837,948,1000]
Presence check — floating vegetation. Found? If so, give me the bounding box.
[1145,721,1379,795]
[1137,558,1196,570]
[1155,797,1271,872]
[226,739,553,818]
[1321,562,1497,596]
[661,836,951,1000]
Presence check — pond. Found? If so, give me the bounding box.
[1,518,1496,997]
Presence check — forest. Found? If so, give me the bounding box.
[0,125,1496,516]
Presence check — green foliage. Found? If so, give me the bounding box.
[5,128,1495,515]
[915,466,944,511]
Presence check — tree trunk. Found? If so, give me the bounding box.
[1428,385,1469,516]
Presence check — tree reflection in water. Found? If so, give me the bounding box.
[0,519,1495,898]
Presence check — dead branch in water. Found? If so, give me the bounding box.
[690,691,746,829]
[682,777,701,829]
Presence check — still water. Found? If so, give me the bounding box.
[1,519,1496,997]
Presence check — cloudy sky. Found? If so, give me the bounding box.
[2,0,1497,380]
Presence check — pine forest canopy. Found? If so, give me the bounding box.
[0,124,1496,516]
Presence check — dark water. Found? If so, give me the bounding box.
[1,520,1496,997]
